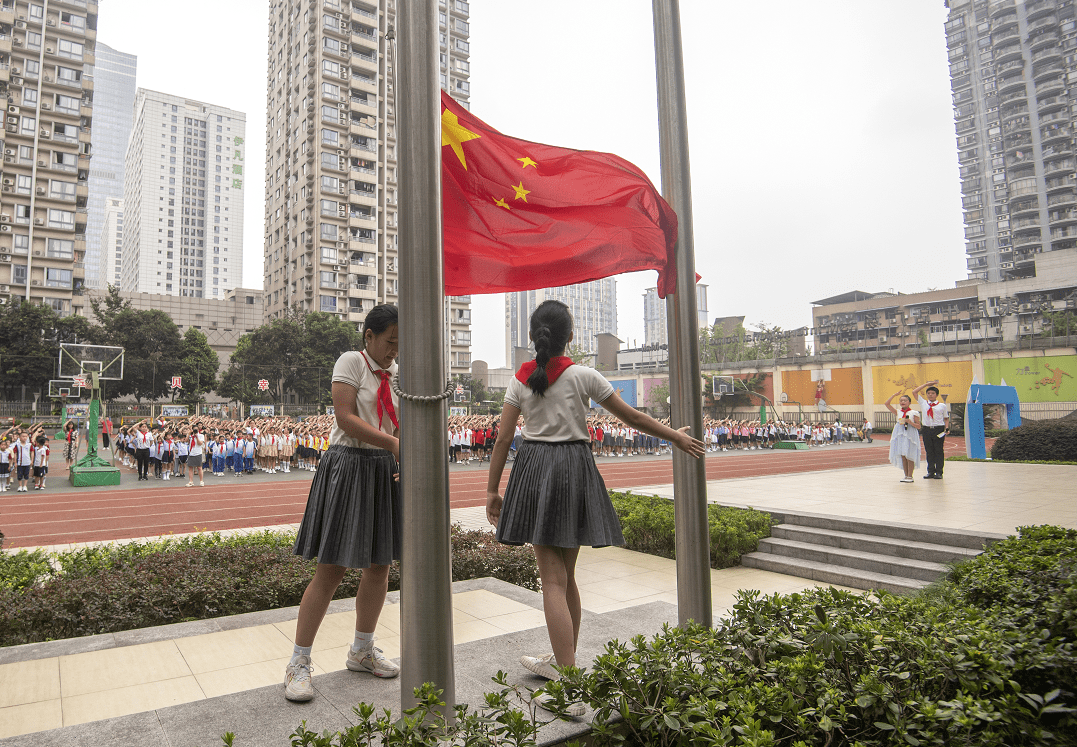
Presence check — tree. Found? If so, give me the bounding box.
[646,380,670,417]
[99,308,185,403]
[88,284,131,332]
[1040,309,1077,338]
[699,321,750,367]
[566,342,594,367]
[0,299,93,401]
[450,373,486,409]
[173,328,220,405]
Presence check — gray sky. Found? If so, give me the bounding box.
[98,1,963,368]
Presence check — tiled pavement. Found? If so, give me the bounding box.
[1,460,1074,742]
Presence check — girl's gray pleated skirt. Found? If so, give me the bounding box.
[496,440,624,549]
[293,445,400,568]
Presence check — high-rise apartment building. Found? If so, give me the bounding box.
[0,0,98,316]
[85,42,135,290]
[121,89,245,298]
[505,280,617,367]
[642,283,709,347]
[945,0,1077,283]
[262,0,473,374]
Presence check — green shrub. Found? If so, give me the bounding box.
[0,543,52,593]
[0,526,537,647]
[991,418,1077,462]
[557,524,1077,746]
[610,491,773,569]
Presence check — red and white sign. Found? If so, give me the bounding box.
[455,385,464,394]
[72,375,88,389]
[257,379,270,392]
[170,376,183,390]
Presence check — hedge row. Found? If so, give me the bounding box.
[991,418,1077,462]
[0,526,538,647]
[610,491,773,569]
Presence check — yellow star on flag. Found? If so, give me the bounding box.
[512,181,530,202]
[518,156,538,169]
[494,197,512,210]
[442,109,481,170]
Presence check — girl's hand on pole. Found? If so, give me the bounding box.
[486,491,502,527]
[675,426,706,459]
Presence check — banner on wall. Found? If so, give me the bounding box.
[984,355,1077,402]
[871,362,974,404]
[248,405,276,417]
[160,405,189,418]
[784,368,864,406]
[594,379,638,409]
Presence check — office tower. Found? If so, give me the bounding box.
[642,283,709,346]
[97,195,121,286]
[121,89,245,298]
[505,280,617,367]
[262,0,473,374]
[0,0,98,316]
[945,0,1077,282]
[85,43,135,290]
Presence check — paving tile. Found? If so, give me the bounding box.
[58,640,192,698]
[624,569,679,591]
[577,578,661,603]
[0,699,63,740]
[194,656,293,699]
[0,657,60,709]
[574,559,651,579]
[572,567,616,585]
[62,676,205,727]
[452,619,505,644]
[451,589,532,617]
[484,608,548,634]
[174,623,292,674]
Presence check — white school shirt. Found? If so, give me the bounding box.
[149,442,159,459]
[505,365,615,442]
[33,444,49,468]
[188,433,205,456]
[14,441,33,466]
[134,431,152,449]
[329,351,400,448]
[918,396,949,428]
[0,446,9,465]
[175,441,188,457]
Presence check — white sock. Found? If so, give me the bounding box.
[291,644,312,663]
[352,630,374,651]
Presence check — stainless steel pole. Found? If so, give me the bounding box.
[653,0,712,628]
[397,0,456,714]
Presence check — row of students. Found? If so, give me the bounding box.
[0,431,49,492]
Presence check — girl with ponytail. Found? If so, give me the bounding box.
[486,300,705,715]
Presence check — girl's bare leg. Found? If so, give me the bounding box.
[534,545,582,667]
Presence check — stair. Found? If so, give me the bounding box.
[740,511,1007,593]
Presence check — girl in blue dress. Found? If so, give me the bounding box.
[885,391,921,483]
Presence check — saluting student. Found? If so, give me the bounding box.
[285,304,402,703]
[911,380,950,480]
[485,301,705,714]
[0,436,11,492]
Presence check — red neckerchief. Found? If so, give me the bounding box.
[515,356,574,386]
[361,351,399,430]
[900,407,912,420]
[927,400,939,419]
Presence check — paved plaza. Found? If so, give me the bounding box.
[0,459,1074,742]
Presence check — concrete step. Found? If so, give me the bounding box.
[741,552,928,594]
[757,537,950,583]
[770,524,982,565]
[764,510,1007,551]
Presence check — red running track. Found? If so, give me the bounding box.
[0,437,972,549]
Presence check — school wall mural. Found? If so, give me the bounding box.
[784,368,864,406]
[871,362,974,404]
[607,379,638,408]
[642,378,666,409]
[984,355,1077,402]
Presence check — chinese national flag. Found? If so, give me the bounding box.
[441,92,679,297]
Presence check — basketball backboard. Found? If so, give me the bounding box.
[713,375,734,396]
[810,369,832,382]
[59,344,124,381]
[48,379,83,398]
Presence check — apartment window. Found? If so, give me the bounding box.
[19,116,35,135]
[46,238,74,259]
[21,89,37,106]
[28,4,43,21]
[57,38,84,59]
[60,12,86,31]
[320,295,337,312]
[321,175,339,191]
[12,264,27,284]
[50,180,76,200]
[322,60,340,76]
[321,128,339,146]
[320,223,338,241]
[56,66,82,85]
[454,18,468,33]
[25,30,41,50]
[48,209,75,230]
[323,37,341,54]
[454,79,469,94]
[321,82,340,98]
[14,205,30,224]
[321,245,337,262]
[12,234,29,255]
[45,268,73,289]
[15,174,31,195]
[320,199,337,216]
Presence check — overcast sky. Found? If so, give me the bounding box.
[98,1,963,368]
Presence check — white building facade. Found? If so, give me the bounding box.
[505,280,617,366]
[98,196,122,286]
[643,283,709,347]
[121,89,245,298]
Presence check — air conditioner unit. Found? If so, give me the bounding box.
[40,129,50,137]
[6,106,17,114]
[31,279,40,285]
[0,226,10,233]
[35,186,45,195]
[14,20,25,29]
[338,184,346,195]
[43,75,52,83]
[13,37,21,45]
[0,215,10,223]
[337,290,346,297]
[33,218,44,226]
[4,149,14,156]
[1,178,12,186]
[41,102,51,110]
[879,336,888,343]
[46,18,55,26]
[6,115,17,125]
[45,46,53,54]
[12,76,22,85]
[37,159,46,167]
[0,255,8,262]
[336,148,345,155]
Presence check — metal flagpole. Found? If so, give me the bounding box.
[652,0,712,628]
[397,0,457,714]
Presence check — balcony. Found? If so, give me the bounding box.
[1037,77,1065,97]
[1050,227,1077,240]
[1041,124,1069,142]
[1027,0,1053,18]
[1031,45,1061,64]
[993,43,1023,63]
[1012,216,1041,230]
[1009,177,1039,197]
[1009,199,1039,216]
[999,87,1027,106]
[1033,61,1064,82]
[1041,143,1073,158]
[992,28,1021,47]
[1049,210,1077,225]
[1045,158,1074,176]
[1027,15,1057,33]
[1030,31,1060,50]
[1047,191,1077,207]
[990,0,1015,18]
[1012,233,1042,248]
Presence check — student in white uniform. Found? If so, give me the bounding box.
[32,435,49,490]
[13,432,34,492]
[186,428,205,487]
[0,436,11,492]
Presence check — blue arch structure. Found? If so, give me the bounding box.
[965,383,1022,460]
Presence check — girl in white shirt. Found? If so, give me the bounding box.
[485,300,705,714]
[185,429,205,487]
[286,304,402,703]
[32,436,49,490]
[0,437,10,492]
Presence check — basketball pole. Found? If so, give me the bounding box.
[653,0,712,629]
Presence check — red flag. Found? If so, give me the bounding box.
[441,92,679,297]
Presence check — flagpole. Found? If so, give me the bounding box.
[397,0,456,714]
[652,0,712,628]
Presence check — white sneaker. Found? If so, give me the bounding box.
[521,652,559,680]
[200,480,205,487]
[284,655,314,702]
[346,645,399,678]
[531,689,586,717]
[186,482,193,488]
